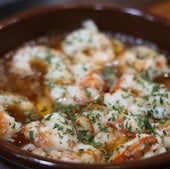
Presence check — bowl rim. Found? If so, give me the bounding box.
[0,3,170,30]
[0,3,170,169]
[1,137,170,168]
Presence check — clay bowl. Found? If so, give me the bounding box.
[0,4,170,169]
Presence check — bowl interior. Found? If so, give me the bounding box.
[0,4,170,169]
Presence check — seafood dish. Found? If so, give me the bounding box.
[0,20,170,164]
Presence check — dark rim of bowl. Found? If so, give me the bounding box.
[0,3,170,30]
[0,3,170,169]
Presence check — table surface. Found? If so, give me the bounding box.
[0,0,170,20]
[147,0,170,19]
[0,0,170,169]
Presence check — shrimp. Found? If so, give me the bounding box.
[26,143,104,163]
[62,20,115,66]
[76,143,104,163]
[79,69,104,91]
[109,134,157,163]
[94,129,129,152]
[106,108,143,138]
[144,88,170,119]
[32,147,82,163]
[104,85,170,135]
[11,45,73,84]
[50,69,104,105]
[22,112,77,151]
[79,106,158,159]
[67,69,104,104]
[154,123,170,149]
[0,92,34,111]
[72,62,93,81]
[75,114,94,136]
[0,107,21,142]
[109,73,154,96]
[163,126,170,149]
[119,46,168,79]
[74,112,127,149]
[104,89,145,116]
[0,93,33,141]
[77,108,131,151]
[137,124,169,159]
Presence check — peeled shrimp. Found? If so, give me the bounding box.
[22,112,77,151]
[0,93,33,141]
[11,45,73,84]
[50,69,104,105]
[109,134,157,163]
[0,107,21,142]
[120,46,168,79]
[0,92,34,111]
[62,20,114,66]
[77,108,130,151]
[26,143,103,163]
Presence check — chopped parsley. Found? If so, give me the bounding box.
[152,84,161,93]
[102,66,116,88]
[29,130,34,141]
[84,86,92,98]
[91,141,103,148]
[53,123,63,130]
[77,128,94,143]
[43,113,53,121]
[11,122,16,129]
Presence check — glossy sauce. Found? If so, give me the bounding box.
[153,73,170,88]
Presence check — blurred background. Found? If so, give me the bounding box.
[0,0,170,20]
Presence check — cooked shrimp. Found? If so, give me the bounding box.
[110,73,154,96]
[39,148,82,163]
[154,124,170,149]
[22,112,77,151]
[142,143,166,159]
[62,20,114,66]
[104,85,170,135]
[72,62,93,80]
[11,45,73,84]
[0,92,34,111]
[144,88,170,119]
[94,129,129,152]
[0,93,33,141]
[105,109,142,137]
[120,46,168,79]
[163,127,170,149]
[50,69,104,105]
[104,89,145,116]
[75,143,104,163]
[109,134,157,163]
[79,108,131,150]
[75,114,94,136]
[109,73,169,102]
[0,107,21,142]
[75,111,127,149]
[78,69,104,91]
[27,143,103,163]
[67,69,104,104]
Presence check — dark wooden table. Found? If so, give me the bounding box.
[0,0,170,20]
[147,0,170,19]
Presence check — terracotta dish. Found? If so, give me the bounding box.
[0,4,170,169]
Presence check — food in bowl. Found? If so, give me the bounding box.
[0,20,170,164]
